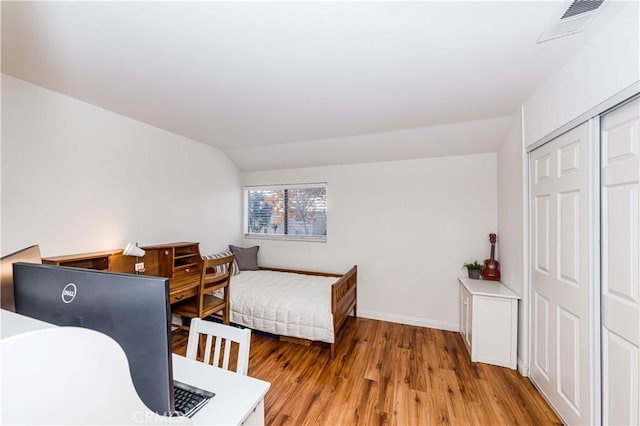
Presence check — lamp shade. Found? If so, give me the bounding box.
[123,243,145,257]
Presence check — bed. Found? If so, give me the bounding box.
[227,265,357,357]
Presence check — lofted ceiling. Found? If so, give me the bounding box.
[1,1,627,171]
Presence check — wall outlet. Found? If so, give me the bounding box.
[134,262,145,273]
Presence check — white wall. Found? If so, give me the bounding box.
[243,153,497,330]
[1,75,242,258]
[524,1,640,146]
[497,108,528,373]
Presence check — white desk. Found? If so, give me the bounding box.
[173,351,269,425]
[1,308,56,335]
[1,310,270,425]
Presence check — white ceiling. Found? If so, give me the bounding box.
[1,1,626,171]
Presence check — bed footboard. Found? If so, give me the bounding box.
[258,264,358,358]
[331,265,357,357]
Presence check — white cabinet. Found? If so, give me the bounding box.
[458,276,520,369]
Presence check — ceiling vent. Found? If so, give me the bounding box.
[537,0,605,43]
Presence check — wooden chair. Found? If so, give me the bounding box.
[172,254,234,326]
[186,318,251,375]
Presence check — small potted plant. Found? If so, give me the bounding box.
[463,261,484,279]
[269,222,278,233]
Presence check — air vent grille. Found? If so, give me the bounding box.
[561,0,604,19]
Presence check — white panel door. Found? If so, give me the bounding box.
[530,121,593,425]
[601,98,640,426]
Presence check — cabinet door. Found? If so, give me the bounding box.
[460,286,472,350]
[460,286,467,338]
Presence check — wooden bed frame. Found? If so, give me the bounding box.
[259,265,358,357]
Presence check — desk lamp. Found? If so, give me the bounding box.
[123,243,146,274]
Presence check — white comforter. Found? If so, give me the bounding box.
[228,270,337,343]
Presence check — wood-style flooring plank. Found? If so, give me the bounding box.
[172,317,561,426]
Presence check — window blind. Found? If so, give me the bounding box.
[243,183,327,241]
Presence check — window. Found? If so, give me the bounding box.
[244,183,327,241]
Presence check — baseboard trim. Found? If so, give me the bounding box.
[517,358,529,377]
[358,309,459,332]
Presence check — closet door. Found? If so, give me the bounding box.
[601,98,639,425]
[530,121,593,425]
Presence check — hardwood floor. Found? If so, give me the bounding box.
[172,317,561,425]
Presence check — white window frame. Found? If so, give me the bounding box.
[243,183,327,243]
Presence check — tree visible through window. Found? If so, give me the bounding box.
[245,184,327,240]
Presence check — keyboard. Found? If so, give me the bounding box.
[172,380,215,418]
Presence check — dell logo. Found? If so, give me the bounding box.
[61,283,77,303]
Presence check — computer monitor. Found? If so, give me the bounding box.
[12,262,175,415]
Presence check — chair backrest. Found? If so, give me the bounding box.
[186,318,251,375]
[200,254,234,288]
[1,245,42,311]
[197,254,234,318]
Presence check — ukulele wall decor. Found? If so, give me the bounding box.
[482,233,501,281]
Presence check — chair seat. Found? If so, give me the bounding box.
[172,294,225,317]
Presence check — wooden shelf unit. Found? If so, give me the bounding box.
[42,242,203,305]
[142,242,202,304]
[42,250,122,270]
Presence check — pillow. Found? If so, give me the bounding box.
[202,250,239,276]
[229,245,259,271]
